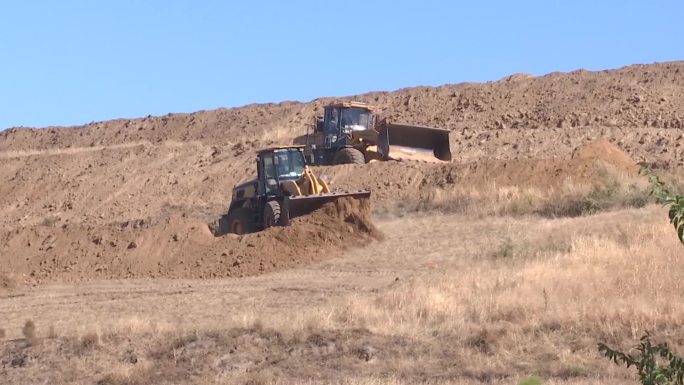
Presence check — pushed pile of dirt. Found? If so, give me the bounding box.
[298,196,383,240]
[421,139,640,191]
[571,138,641,173]
[322,139,640,202]
[0,197,380,284]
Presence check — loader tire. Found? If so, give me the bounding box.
[333,147,365,165]
[220,207,253,235]
[263,200,281,230]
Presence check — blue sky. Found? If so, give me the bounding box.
[0,1,681,129]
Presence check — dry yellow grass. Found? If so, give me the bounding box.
[1,201,681,384]
[403,165,650,218]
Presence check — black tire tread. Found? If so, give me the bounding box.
[263,200,281,230]
[222,207,254,235]
[333,147,365,165]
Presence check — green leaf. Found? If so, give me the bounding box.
[642,166,684,246]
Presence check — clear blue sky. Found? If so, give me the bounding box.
[1,1,681,129]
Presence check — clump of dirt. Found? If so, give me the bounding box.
[0,273,16,290]
[0,197,380,284]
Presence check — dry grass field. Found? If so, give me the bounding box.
[2,177,682,384]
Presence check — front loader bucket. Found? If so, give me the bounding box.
[378,123,452,162]
[280,190,371,226]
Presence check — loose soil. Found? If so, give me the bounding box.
[1,198,377,284]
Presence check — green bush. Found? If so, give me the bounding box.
[641,165,684,244]
[599,333,684,385]
[518,375,543,385]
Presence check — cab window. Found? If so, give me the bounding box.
[325,108,339,133]
[263,156,275,179]
[274,149,305,178]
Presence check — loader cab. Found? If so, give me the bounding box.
[257,147,306,194]
[320,102,374,149]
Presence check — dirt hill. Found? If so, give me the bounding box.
[0,61,680,283]
[2,61,683,164]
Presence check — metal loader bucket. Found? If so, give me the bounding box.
[280,190,371,226]
[378,123,452,162]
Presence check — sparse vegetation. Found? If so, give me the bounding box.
[78,332,100,352]
[597,167,684,384]
[491,235,572,260]
[402,165,650,219]
[4,204,682,384]
[536,177,649,218]
[22,320,37,346]
[518,376,543,385]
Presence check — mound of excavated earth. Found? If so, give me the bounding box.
[316,139,640,208]
[0,61,679,284]
[0,197,379,284]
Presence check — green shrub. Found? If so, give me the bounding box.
[599,333,684,385]
[641,165,684,244]
[518,375,543,385]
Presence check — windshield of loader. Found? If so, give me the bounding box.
[273,148,305,179]
[340,107,372,130]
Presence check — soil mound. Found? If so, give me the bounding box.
[318,139,641,212]
[306,196,383,240]
[571,139,641,174]
[424,139,640,190]
[0,198,379,284]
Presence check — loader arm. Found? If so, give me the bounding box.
[297,166,331,195]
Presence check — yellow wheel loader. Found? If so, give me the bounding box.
[217,146,370,235]
[303,101,452,165]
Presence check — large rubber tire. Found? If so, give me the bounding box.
[262,200,281,230]
[220,207,254,235]
[333,147,365,165]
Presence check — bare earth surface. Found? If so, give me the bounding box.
[2,62,684,384]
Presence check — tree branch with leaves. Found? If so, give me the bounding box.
[640,164,684,244]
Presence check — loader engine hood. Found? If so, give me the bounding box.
[232,178,257,201]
